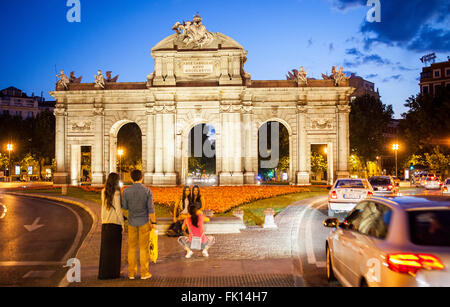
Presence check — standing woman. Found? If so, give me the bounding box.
[190,185,206,211]
[98,172,125,280]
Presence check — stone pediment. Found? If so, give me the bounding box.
[149,15,249,87]
[151,32,244,51]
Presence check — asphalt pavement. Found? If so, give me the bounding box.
[0,193,92,286]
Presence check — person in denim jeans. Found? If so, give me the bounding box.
[123,170,156,280]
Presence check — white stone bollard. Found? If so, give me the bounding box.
[233,208,246,230]
[263,208,277,229]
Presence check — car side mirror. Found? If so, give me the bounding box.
[323,218,339,228]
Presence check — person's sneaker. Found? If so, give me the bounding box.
[141,273,152,280]
[128,276,136,280]
[202,249,209,257]
[185,250,194,258]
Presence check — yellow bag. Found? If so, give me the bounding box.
[149,228,158,264]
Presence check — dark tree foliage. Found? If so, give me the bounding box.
[0,111,55,179]
[399,87,450,155]
[349,94,394,162]
[258,121,290,176]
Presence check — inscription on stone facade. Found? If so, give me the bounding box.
[182,61,214,74]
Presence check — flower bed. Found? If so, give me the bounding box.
[78,185,310,213]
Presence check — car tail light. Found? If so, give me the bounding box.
[367,191,373,197]
[387,184,393,190]
[386,253,445,275]
[330,190,337,199]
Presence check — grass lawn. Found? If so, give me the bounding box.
[216,186,328,226]
[19,186,328,226]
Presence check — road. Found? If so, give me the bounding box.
[0,193,92,286]
[294,187,443,287]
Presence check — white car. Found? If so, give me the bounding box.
[442,178,450,195]
[327,178,374,216]
[324,196,450,287]
[424,177,441,190]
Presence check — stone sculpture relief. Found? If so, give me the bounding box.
[56,70,70,90]
[172,14,215,48]
[94,70,105,89]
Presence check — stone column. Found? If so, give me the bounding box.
[70,144,81,185]
[296,105,310,185]
[153,105,177,186]
[154,113,164,174]
[232,112,243,175]
[144,104,155,184]
[54,106,69,185]
[243,108,256,184]
[91,104,105,186]
[337,105,350,178]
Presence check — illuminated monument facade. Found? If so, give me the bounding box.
[51,15,353,186]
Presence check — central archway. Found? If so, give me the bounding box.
[258,120,291,184]
[182,123,218,186]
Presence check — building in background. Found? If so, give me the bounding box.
[0,87,55,119]
[348,73,380,101]
[419,59,450,96]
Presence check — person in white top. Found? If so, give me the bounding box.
[98,173,125,280]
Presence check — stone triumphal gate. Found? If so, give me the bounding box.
[51,15,353,187]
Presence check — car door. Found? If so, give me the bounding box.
[332,202,368,285]
[348,201,393,286]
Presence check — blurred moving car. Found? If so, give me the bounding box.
[369,176,399,195]
[327,178,373,217]
[424,176,441,190]
[442,178,450,195]
[324,196,450,287]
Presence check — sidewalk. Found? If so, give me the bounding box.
[9,191,327,287]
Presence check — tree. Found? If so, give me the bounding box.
[349,95,394,163]
[30,111,55,179]
[424,146,449,176]
[399,87,450,155]
[311,152,327,174]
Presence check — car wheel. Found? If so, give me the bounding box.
[328,209,335,217]
[326,245,336,282]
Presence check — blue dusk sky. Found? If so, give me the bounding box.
[1,0,449,117]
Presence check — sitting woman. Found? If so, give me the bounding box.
[178,203,215,258]
[190,185,206,212]
[167,186,191,237]
[173,186,191,223]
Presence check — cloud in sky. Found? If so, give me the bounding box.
[344,47,391,67]
[334,0,450,52]
[382,74,402,82]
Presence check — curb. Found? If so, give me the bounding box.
[5,192,98,287]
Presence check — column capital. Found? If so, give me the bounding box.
[93,107,104,116]
[154,105,175,114]
[337,104,351,113]
[54,108,67,117]
[297,105,308,113]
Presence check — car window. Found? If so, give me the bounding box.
[335,179,365,189]
[343,202,368,231]
[408,210,450,247]
[369,178,391,185]
[356,202,392,239]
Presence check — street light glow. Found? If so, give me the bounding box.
[7,144,13,152]
[117,149,124,156]
[392,143,399,151]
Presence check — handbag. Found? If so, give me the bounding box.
[190,236,203,250]
[166,220,183,237]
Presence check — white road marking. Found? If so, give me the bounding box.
[303,199,328,268]
[24,217,45,232]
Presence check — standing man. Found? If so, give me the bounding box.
[123,170,156,280]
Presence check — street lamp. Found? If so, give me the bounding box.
[7,144,13,183]
[117,148,124,180]
[392,143,399,177]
